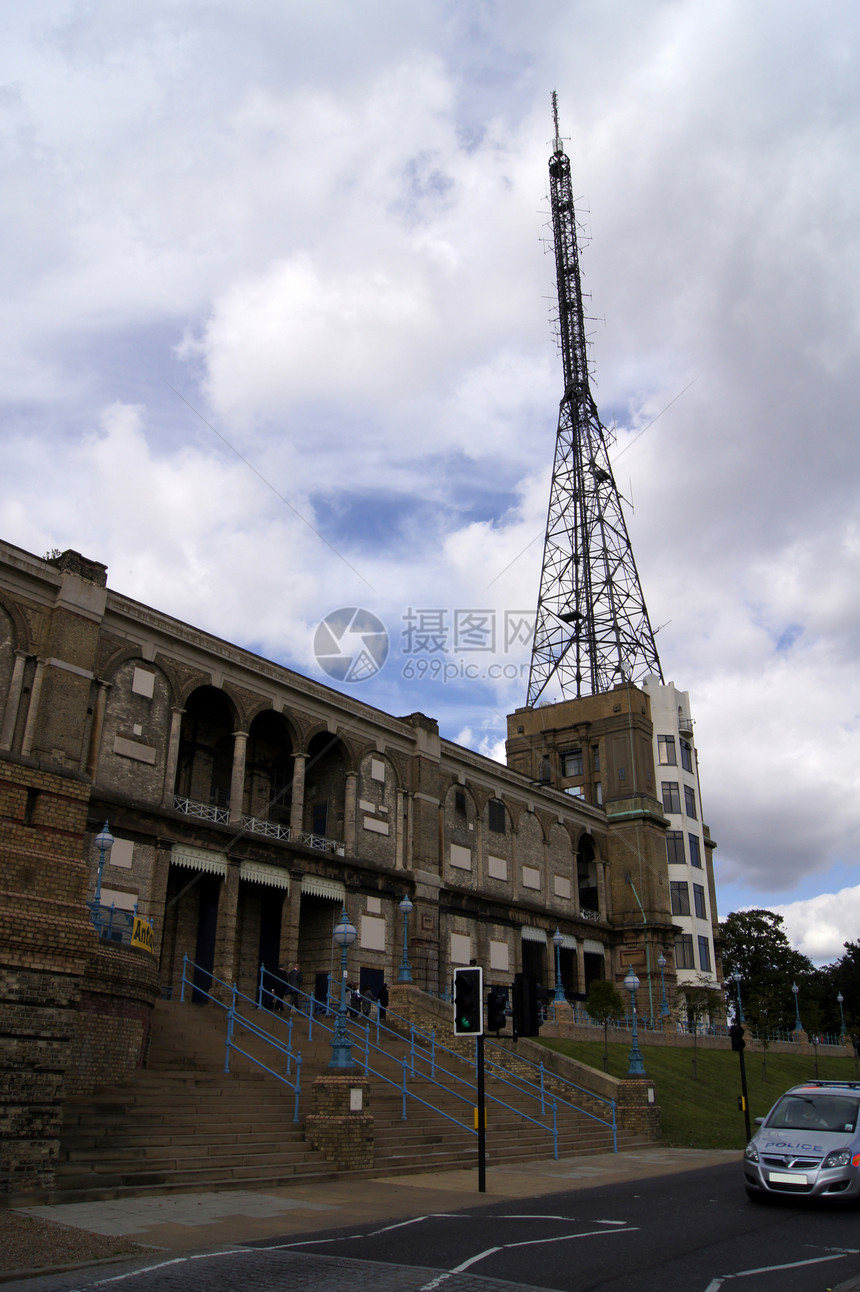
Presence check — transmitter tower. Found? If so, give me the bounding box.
[527,95,663,705]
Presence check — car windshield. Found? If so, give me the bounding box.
[766,1094,859,1134]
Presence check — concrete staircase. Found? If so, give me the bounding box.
[53,998,634,1201]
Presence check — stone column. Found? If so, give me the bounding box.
[162,707,185,807]
[228,731,248,824]
[289,752,307,836]
[576,941,587,996]
[20,658,46,758]
[596,858,608,920]
[85,680,110,781]
[212,860,241,999]
[0,649,28,751]
[344,771,358,854]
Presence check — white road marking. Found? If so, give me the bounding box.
[703,1248,860,1290]
[266,1212,460,1247]
[419,1225,638,1290]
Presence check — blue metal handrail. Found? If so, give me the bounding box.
[482,1036,616,1148]
[179,956,302,1116]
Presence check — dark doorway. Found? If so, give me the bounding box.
[521,940,547,994]
[583,951,605,992]
[192,876,220,1003]
[360,966,384,1002]
[257,891,284,1007]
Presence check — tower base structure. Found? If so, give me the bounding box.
[506,678,721,1025]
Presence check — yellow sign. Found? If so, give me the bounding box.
[131,916,155,954]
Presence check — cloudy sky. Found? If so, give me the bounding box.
[3,1,859,963]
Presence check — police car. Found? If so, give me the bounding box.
[744,1080,860,1203]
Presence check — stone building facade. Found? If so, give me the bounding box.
[0,539,723,1062]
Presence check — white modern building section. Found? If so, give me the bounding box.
[642,676,720,992]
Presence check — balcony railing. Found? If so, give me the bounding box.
[172,796,344,854]
[579,907,601,923]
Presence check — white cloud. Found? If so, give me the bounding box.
[774,887,860,966]
[1,0,860,941]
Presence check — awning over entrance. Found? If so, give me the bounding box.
[521,926,547,943]
[300,874,346,902]
[170,843,227,877]
[583,938,605,955]
[240,860,290,891]
[559,934,577,950]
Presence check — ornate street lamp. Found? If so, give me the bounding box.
[732,971,744,1024]
[791,982,803,1033]
[657,952,670,1018]
[397,895,414,983]
[623,965,646,1076]
[90,820,114,927]
[837,991,846,1038]
[328,909,358,1070]
[552,928,565,1003]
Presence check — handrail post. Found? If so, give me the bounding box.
[257,961,265,1009]
[293,1053,302,1122]
[611,1099,617,1152]
[180,952,188,1003]
[540,1061,546,1115]
[552,1100,558,1159]
[430,1029,436,1080]
[225,984,237,1074]
[401,1057,408,1120]
[307,989,314,1041]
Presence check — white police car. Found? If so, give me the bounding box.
[744,1080,860,1203]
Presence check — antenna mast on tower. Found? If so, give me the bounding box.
[527,94,663,705]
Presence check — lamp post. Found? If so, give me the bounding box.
[397,895,414,983]
[837,991,846,1038]
[328,908,357,1070]
[90,820,114,928]
[623,965,646,1076]
[657,952,670,1018]
[791,982,803,1034]
[552,928,565,1003]
[732,971,744,1024]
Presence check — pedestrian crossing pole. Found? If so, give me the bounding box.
[477,1033,486,1193]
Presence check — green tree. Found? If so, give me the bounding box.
[682,979,723,1079]
[586,979,626,1072]
[719,909,813,1033]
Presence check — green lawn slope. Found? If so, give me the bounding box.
[538,1038,860,1149]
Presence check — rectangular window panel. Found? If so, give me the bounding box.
[662,782,681,814]
[488,799,506,833]
[670,881,691,916]
[522,866,541,890]
[666,830,685,864]
[693,883,707,919]
[489,939,509,972]
[553,875,572,899]
[565,785,585,799]
[487,853,507,880]
[658,735,677,765]
[591,744,601,773]
[676,933,695,969]
[450,843,472,870]
[680,740,693,773]
[370,758,386,782]
[360,915,386,951]
[688,834,702,868]
[450,932,472,965]
[594,782,603,806]
[561,748,583,777]
[684,785,697,819]
[698,936,712,973]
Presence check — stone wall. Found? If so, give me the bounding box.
[66,942,160,1096]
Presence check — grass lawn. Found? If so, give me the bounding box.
[538,1037,860,1150]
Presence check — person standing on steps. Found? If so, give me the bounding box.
[378,981,389,1023]
[287,963,302,1012]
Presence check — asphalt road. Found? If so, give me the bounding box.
[9,1163,860,1292]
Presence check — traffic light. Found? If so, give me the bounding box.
[730,1024,745,1052]
[487,986,507,1033]
[453,966,483,1035]
[512,972,541,1037]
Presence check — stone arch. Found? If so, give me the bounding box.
[303,731,349,842]
[244,707,294,822]
[174,685,239,809]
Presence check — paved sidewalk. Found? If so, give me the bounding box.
[2,1148,736,1282]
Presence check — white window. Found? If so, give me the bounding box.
[109,838,134,869]
[489,940,510,972]
[488,854,507,880]
[553,875,571,899]
[360,915,386,950]
[371,758,385,782]
[450,844,472,871]
[522,867,541,890]
[131,667,155,699]
[450,932,472,964]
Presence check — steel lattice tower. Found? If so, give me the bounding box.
[527,96,663,705]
